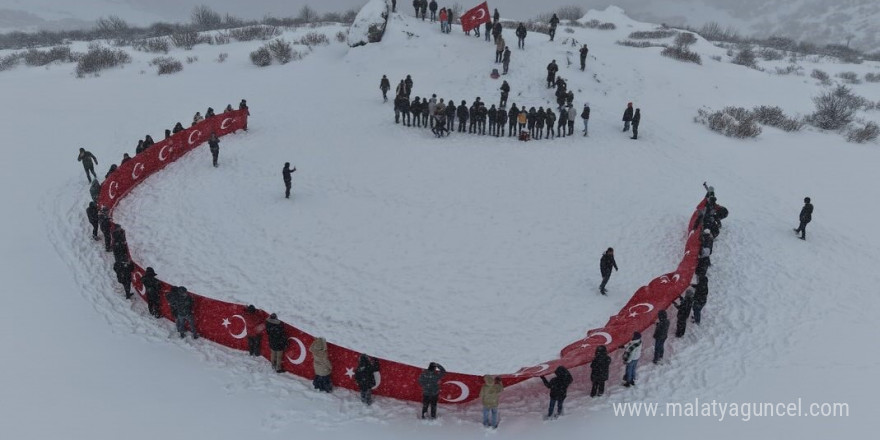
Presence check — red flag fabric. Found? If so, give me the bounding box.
[460,2,490,32]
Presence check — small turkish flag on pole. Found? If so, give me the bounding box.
[460,2,490,33]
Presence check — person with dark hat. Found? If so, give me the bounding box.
[794,197,813,240]
[142,267,162,318]
[168,286,198,339]
[621,332,642,387]
[418,362,446,419]
[590,345,611,397]
[244,305,265,356]
[264,313,287,372]
[541,366,572,418]
[599,247,618,295]
[355,353,381,405]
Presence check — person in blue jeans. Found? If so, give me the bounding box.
[621,332,642,387]
[653,311,670,364]
[541,366,573,418]
[479,375,503,428]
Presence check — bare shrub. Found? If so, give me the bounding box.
[24,46,74,66]
[250,47,272,67]
[171,31,201,49]
[342,8,359,24]
[710,55,722,62]
[865,73,880,83]
[698,21,740,42]
[216,52,228,63]
[230,25,280,42]
[185,56,198,64]
[76,44,131,77]
[150,56,183,75]
[661,46,702,64]
[837,71,860,84]
[581,19,616,30]
[299,31,329,47]
[297,5,320,23]
[267,39,293,64]
[752,106,804,131]
[629,30,677,39]
[191,5,223,30]
[95,15,130,40]
[732,46,757,68]
[132,37,170,53]
[0,53,22,71]
[808,85,861,130]
[556,6,584,21]
[616,40,654,48]
[335,31,347,43]
[847,122,879,143]
[811,69,831,85]
[774,65,803,76]
[212,32,231,45]
[759,48,784,61]
[695,107,762,138]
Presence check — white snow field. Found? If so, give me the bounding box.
[1,6,878,439]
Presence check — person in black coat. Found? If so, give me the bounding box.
[208,133,219,167]
[599,247,618,295]
[97,207,113,252]
[205,107,216,118]
[456,100,468,132]
[630,108,641,139]
[794,197,813,240]
[502,46,511,74]
[143,135,155,149]
[499,80,510,107]
[673,288,694,337]
[239,99,250,131]
[496,106,507,138]
[548,14,559,41]
[172,122,185,134]
[507,103,519,136]
[590,346,611,397]
[515,23,527,49]
[380,75,391,102]
[113,258,134,299]
[622,102,634,132]
[77,148,99,182]
[487,105,498,136]
[428,0,437,21]
[445,99,456,130]
[652,310,670,363]
[354,353,381,405]
[540,366,572,418]
[282,162,296,199]
[579,44,589,71]
[264,313,287,372]
[692,275,709,325]
[546,60,558,88]
[142,267,162,318]
[86,201,100,240]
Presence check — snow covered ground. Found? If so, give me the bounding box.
[1,6,878,439]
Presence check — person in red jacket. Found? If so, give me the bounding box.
[244,305,266,356]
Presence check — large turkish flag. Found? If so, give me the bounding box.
[460,2,490,33]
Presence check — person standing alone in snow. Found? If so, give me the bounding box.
[208,133,219,167]
[282,162,296,199]
[502,46,511,74]
[621,332,642,387]
[515,22,527,49]
[581,103,591,136]
[380,75,391,102]
[794,197,813,240]
[622,102,634,132]
[548,13,559,41]
[78,148,99,182]
[418,362,446,419]
[579,44,589,71]
[599,247,618,294]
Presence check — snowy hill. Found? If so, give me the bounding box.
[1,5,878,440]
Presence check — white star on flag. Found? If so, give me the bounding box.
[221,318,231,327]
[344,367,355,379]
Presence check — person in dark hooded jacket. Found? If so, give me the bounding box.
[168,286,198,339]
[622,102,634,132]
[548,13,559,41]
[630,108,641,139]
[653,310,670,363]
[495,106,507,137]
[794,197,813,240]
[546,60,558,88]
[264,313,287,372]
[89,178,101,204]
[105,164,117,179]
[113,258,134,299]
[541,366,572,418]
[599,247,618,294]
[172,122,185,134]
[97,206,112,251]
[691,275,709,325]
[142,267,162,318]
[515,22,527,49]
[456,100,469,132]
[673,287,695,337]
[244,305,265,356]
[86,201,100,240]
[282,162,296,199]
[355,353,381,405]
[590,346,611,397]
[380,75,391,102]
[445,99,456,129]
[418,362,446,419]
[208,133,219,167]
[507,103,519,136]
[143,135,155,149]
